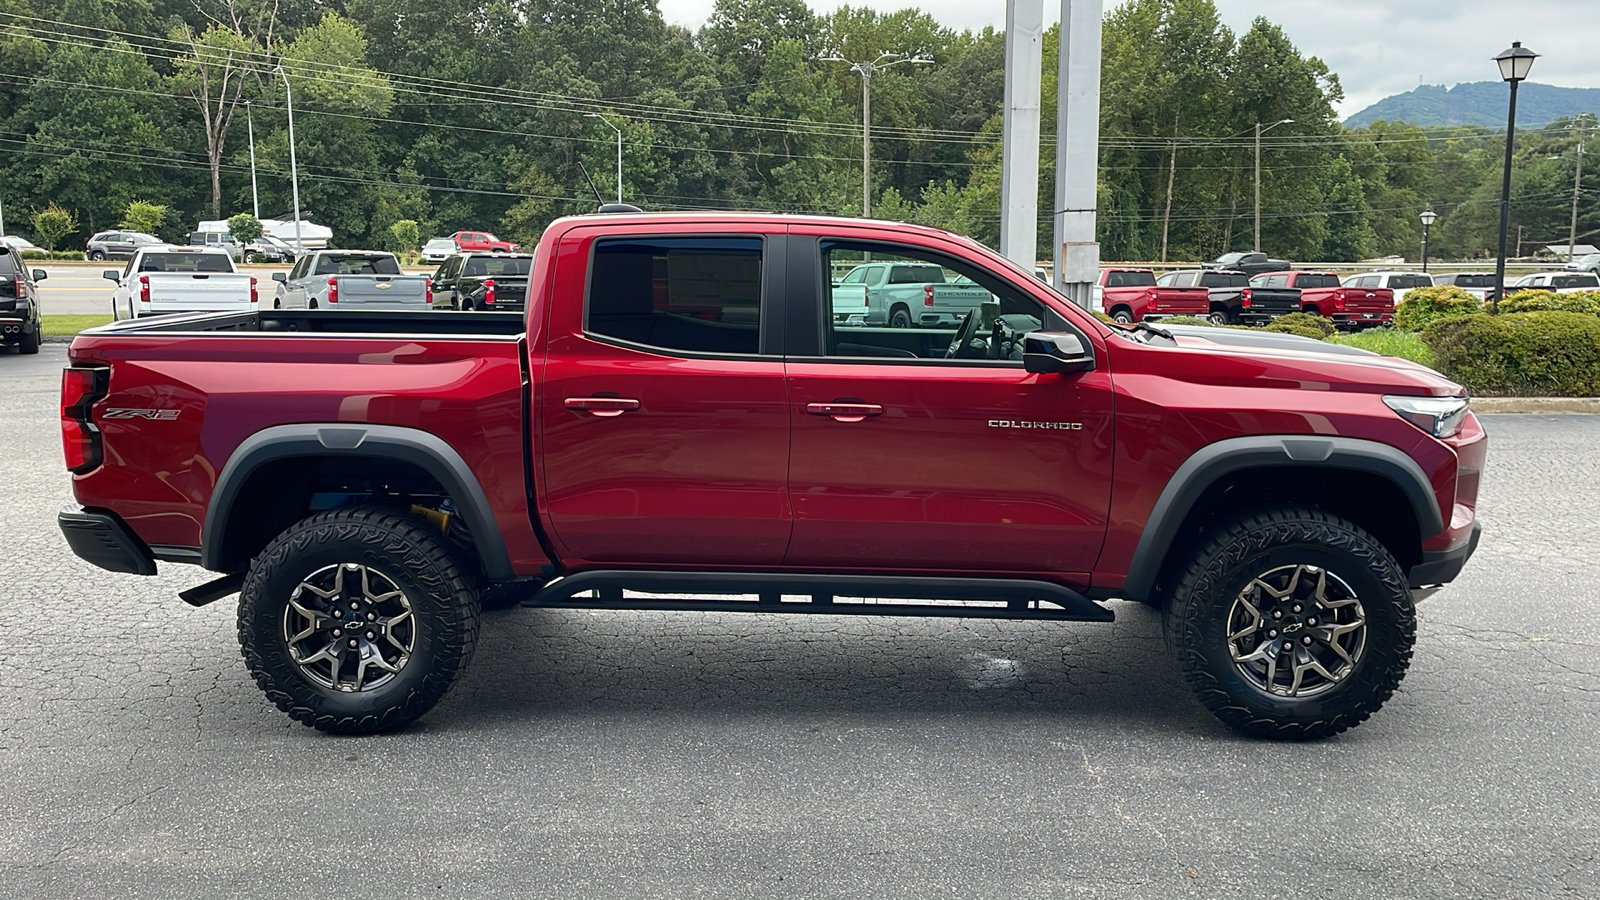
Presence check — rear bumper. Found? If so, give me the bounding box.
[58,507,158,576]
[1332,312,1393,328]
[0,315,36,337]
[1409,520,1481,591]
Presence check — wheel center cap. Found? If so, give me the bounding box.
[1282,621,1303,634]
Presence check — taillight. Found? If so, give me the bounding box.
[327,277,339,304]
[924,285,935,307]
[424,279,434,305]
[61,367,108,474]
[1336,292,1347,311]
[484,278,496,306]
[249,276,258,305]
[1241,288,1252,308]
[138,275,151,305]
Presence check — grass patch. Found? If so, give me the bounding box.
[43,314,114,336]
[1333,328,1436,369]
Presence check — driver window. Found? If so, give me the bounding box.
[821,242,1052,363]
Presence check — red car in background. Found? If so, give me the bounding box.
[1093,267,1210,323]
[448,231,519,252]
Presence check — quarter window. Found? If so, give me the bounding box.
[586,237,763,356]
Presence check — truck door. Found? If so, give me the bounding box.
[538,228,793,566]
[782,232,1114,576]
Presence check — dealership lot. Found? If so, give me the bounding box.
[1,343,1596,898]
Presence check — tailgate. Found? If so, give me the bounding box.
[1150,287,1209,314]
[830,283,869,321]
[1341,288,1393,311]
[1247,288,1300,312]
[926,284,994,318]
[331,276,429,308]
[145,274,257,313]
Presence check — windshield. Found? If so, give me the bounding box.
[424,239,454,249]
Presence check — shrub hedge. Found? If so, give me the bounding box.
[1394,285,1483,331]
[1423,311,1600,396]
[1261,311,1335,339]
[1497,289,1600,316]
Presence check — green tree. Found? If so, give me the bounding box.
[389,218,419,255]
[170,23,259,217]
[119,200,167,235]
[228,212,263,243]
[1321,157,1376,261]
[31,204,76,250]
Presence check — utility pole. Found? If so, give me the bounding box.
[1254,119,1293,252]
[1569,134,1585,262]
[273,65,303,252]
[999,0,1043,267]
[1053,0,1104,308]
[821,52,932,217]
[245,100,260,220]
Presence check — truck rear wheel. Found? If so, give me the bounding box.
[1163,505,1414,740]
[889,306,912,328]
[1111,308,1134,324]
[237,506,480,734]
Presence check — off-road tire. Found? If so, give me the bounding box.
[238,506,480,734]
[1163,505,1414,740]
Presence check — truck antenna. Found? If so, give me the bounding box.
[577,161,604,206]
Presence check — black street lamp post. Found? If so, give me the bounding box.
[1420,207,1437,274]
[1492,41,1538,313]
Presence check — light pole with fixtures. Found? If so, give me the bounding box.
[585,113,624,206]
[821,52,933,217]
[1420,207,1437,273]
[244,100,260,220]
[1254,118,1293,251]
[1568,133,1585,262]
[272,65,304,252]
[1492,41,1538,313]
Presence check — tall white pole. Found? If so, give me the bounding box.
[275,66,303,252]
[861,70,872,217]
[1001,0,1043,267]
[0,192,6,238]
[1054,0,1103,307]
[1570,138,1584,262]
[586,113,625,205]
[246,100,260,220]
[1254,122,1262,252]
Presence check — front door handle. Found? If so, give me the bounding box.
[807,402,883,423]
[565,397,641,417]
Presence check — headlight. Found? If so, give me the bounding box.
[1383,395,1470,439]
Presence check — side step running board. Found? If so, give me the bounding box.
[525,571,1113,622]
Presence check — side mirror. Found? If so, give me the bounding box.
[33,269,47,282]
[102,270,120,283]
[1022,331,1095,375]
[271,272,287,283]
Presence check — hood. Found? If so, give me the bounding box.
[1150,324,1463,397]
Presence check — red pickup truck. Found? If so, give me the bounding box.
[448,230,519,253]
[1262,271,1395,329]
[58,213,1484,740]
[1094,267,1210,323]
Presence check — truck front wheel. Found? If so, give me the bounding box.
[1163,505,1414,740]
[237,506,481,734]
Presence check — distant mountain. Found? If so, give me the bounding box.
[1344,82,1600,129]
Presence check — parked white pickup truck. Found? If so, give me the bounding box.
[271,250,432,310]
[830,261,993,327]
[105,247,259,320]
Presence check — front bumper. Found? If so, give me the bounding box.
[59,507,157,575]
[1408,520,1481,600]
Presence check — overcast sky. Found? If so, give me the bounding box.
[655,0,1599,119]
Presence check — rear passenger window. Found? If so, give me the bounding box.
[587,237,763,356]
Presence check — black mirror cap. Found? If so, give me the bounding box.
[271,272,287,282]
[33,269,47,282]
[1022,331,1095,375]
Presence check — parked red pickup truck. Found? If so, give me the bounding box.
[1264,270,1395,329]
[1094,267,1210,323]
[448,230,519,253]
[59,213,1484,740]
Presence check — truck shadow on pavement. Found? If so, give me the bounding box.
[436,600,1220,734]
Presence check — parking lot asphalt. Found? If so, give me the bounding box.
[1,343,1597,899]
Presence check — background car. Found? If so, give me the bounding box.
[245,234,298,263]
[1431,272,1500,300]
[1564,253,1600,276]
[85,231,163,261]
[1510,271,1600,294]
[421,237,457,263]
[1,235,42,254]
[449,231,518,252]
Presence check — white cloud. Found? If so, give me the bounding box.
[656,0,1600,119]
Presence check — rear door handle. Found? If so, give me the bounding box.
[565,397,641,417]
[807,402,883,423]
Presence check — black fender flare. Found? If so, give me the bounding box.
[1120,435,1443,601]
[200,423,514,580]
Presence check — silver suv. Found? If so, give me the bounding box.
[85,231,163,261]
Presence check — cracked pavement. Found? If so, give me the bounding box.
[2,344,1597,898]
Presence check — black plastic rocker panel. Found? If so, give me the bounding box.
[525,571,1114,622]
